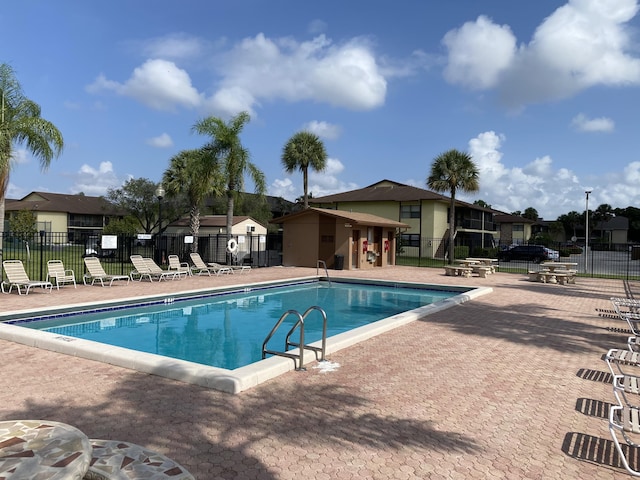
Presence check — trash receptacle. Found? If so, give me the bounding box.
[334,254,344,270]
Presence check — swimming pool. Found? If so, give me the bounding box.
[0,276,491,393]
[17,281,457,370]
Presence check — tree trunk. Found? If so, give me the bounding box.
[448,194,456,264]
[189,204,200,253]
[303,167,309,209]
[226,189,234,263]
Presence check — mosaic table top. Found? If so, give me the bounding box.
[85,439,194,480]
[0,419,91,480]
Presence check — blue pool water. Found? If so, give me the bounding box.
[18,281,457,370]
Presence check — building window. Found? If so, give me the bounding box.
[513,224,524,232]
[400,234,420,247]
[400,205,420,219]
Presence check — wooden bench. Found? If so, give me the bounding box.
[444,266,472,277]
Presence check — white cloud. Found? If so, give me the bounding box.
[269,178,297,200]
[86,31,414,117]
[571,113,615,132]
[70,161,121,196]
[6,182,25,199]
[465,131,584,218]
[442,0,640,108]
[442,15,517,90]
[146,133,174,148]
[210,33,387,116]
[11,148,29,165]
[140,33,206,60]
[86,59,203,111]
[302,120,342,140]
[308,19,327,35]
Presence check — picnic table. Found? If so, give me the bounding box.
[540,261,578,273]
[465,258,498,273]
[529,262,578,285]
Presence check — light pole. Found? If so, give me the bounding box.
[155,186,165,264]
[584,190,592,274]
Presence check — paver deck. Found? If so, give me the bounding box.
[0,266,637,479]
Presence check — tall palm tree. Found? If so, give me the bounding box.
[0,63,64,247]
[192,112,265,259]
[162,148,222,253]
[427,149,479,264]
[281,131,327,209]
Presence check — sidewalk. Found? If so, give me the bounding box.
[0,266,635,479]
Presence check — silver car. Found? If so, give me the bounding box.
[544,247,560,261]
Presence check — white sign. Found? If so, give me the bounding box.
[101,235,118,249]
[238,235,246,244]
[259,235,266,244]
[137,234,152,240]
[184,235,194,244]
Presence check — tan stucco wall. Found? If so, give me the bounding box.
[423,202,448,239]
[37,212,68,237]
[281,213,320,267]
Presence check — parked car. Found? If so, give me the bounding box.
[544,247,560,261]
[498,245,555,263]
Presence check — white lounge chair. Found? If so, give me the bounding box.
[168,255,191,277]
[46,259,77,289]
[2,260,53,295]
[609,404,640,477]
[129,254,153,282]
[143,257,179,281]
[83,256,130,287]
[209,262,245,274]
[189,252,213,276]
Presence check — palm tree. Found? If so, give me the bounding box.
[281,131,327,209]
[427,149,479,264]
[0,63,64,250]
[162,149,222,253]
[557,211,582,240]
[192,112,265,260]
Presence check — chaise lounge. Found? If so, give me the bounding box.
[83,257,130,287]
[2,260,53,295]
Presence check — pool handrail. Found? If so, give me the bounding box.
[316,260,331,286]
[262,306,328,370]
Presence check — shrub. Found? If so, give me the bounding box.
[454,245,469,259]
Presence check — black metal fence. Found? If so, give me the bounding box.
[0,231,283,282]
[396,237,640,280]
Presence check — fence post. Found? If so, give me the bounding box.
[39,230,45,280]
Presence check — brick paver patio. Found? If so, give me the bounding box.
[0,266,637,479]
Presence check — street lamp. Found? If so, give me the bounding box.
[585,190,592,274]
[155,186,165,264]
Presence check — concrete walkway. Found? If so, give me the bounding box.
[0,266,637,479]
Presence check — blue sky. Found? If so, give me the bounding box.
[2,0,640,220]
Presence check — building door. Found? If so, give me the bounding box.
[351,230,360,268]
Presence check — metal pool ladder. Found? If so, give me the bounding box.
[262,306,327,371]
[317,260,331,286]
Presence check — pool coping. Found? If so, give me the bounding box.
[0,276,492,394]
